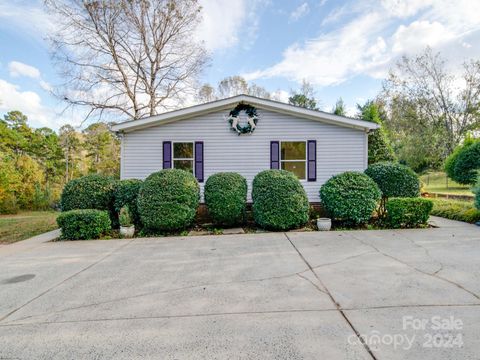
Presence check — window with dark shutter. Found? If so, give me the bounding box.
[162,141,172,169]
[194,142,204,182]
[307,140,317,181]
[270,141,279,169]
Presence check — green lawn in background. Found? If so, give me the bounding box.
[420,172,473,196]
[0,211,59,244]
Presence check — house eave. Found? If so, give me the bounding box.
[111,95,380,133]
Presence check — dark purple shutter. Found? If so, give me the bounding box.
[270,141,280,169]
[195,141,204,182]
[163,141,172,169]
[307,140,316,181]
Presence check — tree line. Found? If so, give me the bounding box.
[0,111,119,213]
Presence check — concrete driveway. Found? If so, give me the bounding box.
[0,218,479,359]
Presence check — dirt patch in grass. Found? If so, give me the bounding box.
[0,211,59,244]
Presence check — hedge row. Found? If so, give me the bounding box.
[386,198,433,228]
[430,198,480,223]
[58,162,432,239]
[57,209,111,240]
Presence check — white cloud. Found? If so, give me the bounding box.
[392,20,453,54]
[197,0,268,51]
[0,1,55,41]
[39,80,53,92]
[290,3,310,22]
[245,12,389,86]
[197,0,247,51]
[0,79,54,127]
[8,61,41,79]
[271,89,289,103]
[245,0,480,87]
[380,0,432,18]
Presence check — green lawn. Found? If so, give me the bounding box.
[0,211,59,244]
[420,172,473,196]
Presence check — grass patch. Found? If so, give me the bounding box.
[430,198,480,224]
[420,172,473,196]
[0,211,59,244]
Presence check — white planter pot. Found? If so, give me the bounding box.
[120,225,135,238]
[317,218,331,231]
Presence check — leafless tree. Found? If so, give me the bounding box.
[383,48,480,153]
[196,75,272,103]
[217,76,249,98]
[196,84,216,103]
[248,83,271,99]
[45,0,208,120]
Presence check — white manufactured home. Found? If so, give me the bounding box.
[112,95,378,202]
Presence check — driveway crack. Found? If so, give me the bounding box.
[349,233,480,302]
[0,239,135,323]
[284,233,378,360]
[7,269,314,324]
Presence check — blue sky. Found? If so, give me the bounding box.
[1,0,480,129]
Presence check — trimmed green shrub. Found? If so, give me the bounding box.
[454,142,480,185]
[365,162,420,198]
[137,169,199,232]
[252,170,309,231]
[57,209,111,240]
[445,137,478,182]
[114,179,142,226]
[473,177,480,210]
[320,171,381,225]
[60,174,117,227]
[60,174,116,212]
[430,198,480,223]
[204,172,247,226]
[386,198,433,228]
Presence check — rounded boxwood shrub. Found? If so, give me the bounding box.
[474,176,480,211]
[386,197,433,228]
[57,209,111,240]
[320,171,381,225]
[365,162,420,198]
[137,169,199,232]
[453,142,480,185]
[60,174,116,212]
[252,169,309,231]
[204,172,247,226]
[114,179,142,227]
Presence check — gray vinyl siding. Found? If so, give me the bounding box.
[121,108,367,202]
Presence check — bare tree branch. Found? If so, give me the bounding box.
[45,0,208,121]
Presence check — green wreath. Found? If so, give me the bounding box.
[228,102,259,135]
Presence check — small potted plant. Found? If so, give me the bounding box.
[119,206,135,238]
[317,217,332,231]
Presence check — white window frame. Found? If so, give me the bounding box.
[280,140,307,181]
[172,141,195,173]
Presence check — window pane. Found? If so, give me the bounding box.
[173,142,193,158]
[281,161,306,180]
[281,142,306,160]
[174,160,193,173]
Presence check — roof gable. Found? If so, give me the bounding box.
[111,95,379,132]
